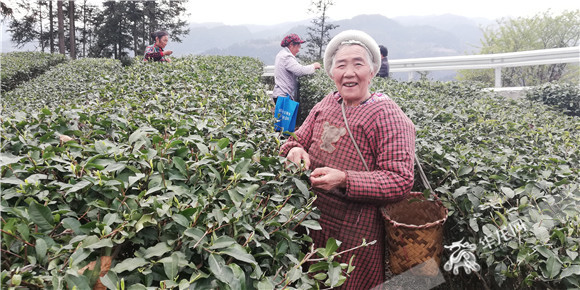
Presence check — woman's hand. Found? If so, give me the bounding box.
[164,50,173,56]
[310,167,346,192]
[286,147,310,170]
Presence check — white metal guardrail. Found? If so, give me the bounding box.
[263,66,274,77]
[263,46,580,88]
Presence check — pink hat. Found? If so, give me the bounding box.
[281,34,305,47]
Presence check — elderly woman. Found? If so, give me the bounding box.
[144,30,173,62]
[280,30,415,289]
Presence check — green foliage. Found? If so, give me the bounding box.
[88,1,189,59]
[0,52,67,92]
[458,9,580,87]
[2,58,123,113]
[3,52,579,289]
[393,81,579,289]
[7,1,189,60]
[297,70,336,123]
[1,54,357,289]
[299,72,580,289]
[526,82,580,117]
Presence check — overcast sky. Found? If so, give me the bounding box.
[187,0,579,25]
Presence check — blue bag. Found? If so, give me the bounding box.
[274,95,299,133]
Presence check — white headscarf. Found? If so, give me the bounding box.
[323,30,381,77]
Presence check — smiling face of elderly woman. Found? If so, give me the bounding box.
[330,44,376,107]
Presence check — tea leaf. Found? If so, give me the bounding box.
[28,201,54,231]
[84,238,113,250]
[208,236,236,250]
[221,244,257,265]
[66,180,92,194]
[501,187,515,199]
[0,152,23,166]
[293,177,310,198]
[533,226,550,244]
[208,253,225,276]
[217,138,230,149]
[543,256,561,279]
[319,238,341,258]
[560,265,580,279]
[301,220,321,230]
[35,238,47,262]
[163,252,180,280]
[135,214,157,232]
[173,157,187,176]
[143,242,171,259]
[112,257,147,273]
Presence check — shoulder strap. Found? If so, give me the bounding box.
[341,100,437,199]
[341,101,370,171]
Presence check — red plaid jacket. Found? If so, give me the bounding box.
[143,44,168,62]
[280,92,415,289]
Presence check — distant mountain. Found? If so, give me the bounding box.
[392,14,494,54]
[332,14,464,59]
[171,19,310,57]
[2,14,491,80]
[181,14,489,67]
[170,25,253,55]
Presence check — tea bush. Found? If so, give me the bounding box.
[3,54,578,289]
[1,55,358,289]
[2,58,122,113]
[526,82,580,117]
[395,81,579,289]
[297,71,336,123]
[299,73,580,289]
[0,52,67,92]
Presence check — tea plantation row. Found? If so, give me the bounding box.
[1,53,579,289]
[1,56,350,289]
[300,71,580,289]
[385,80,579,289]
[1,52,67,92]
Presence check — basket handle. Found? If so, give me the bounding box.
[414,154,439,200]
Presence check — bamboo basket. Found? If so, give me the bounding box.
[380,155,448,276]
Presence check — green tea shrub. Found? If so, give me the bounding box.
[1,55,358,289]
[526,82,580,117]
[2,58,122,113]
[297,70,335,124]
[391,81,579,289]
[300,73,580,289]
[0,52,67,92]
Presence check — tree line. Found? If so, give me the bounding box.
[2,0,334,62]
[458,9,579,87]
[2,0,189,60]
[305,0,338,61]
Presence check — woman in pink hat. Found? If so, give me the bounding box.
[272,34,321,105]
